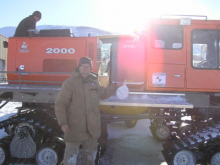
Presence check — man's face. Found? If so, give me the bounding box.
[34,16,41,22]
[78,64,92,78]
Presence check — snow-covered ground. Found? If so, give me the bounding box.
[0,102,167,165]
[99,120,167,165]
[0,102,21,138]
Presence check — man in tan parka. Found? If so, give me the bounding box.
[55,57,122,165]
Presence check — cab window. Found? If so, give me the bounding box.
[192,30,218,69]
[152,25,183,49]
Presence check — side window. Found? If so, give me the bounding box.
[152,25,183,49]
[100,43,111,76]
[192,44,207,67]
[192,30,218,69]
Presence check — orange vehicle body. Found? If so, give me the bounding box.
[145,18,220,93]
[6,18,220,93]
[107,18,220,93]
[7,37,98,84]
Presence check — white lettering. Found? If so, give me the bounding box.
[68,48,75,54]
[46,48,75,54]
[46,48,53,54]
[53,48,60,54]
[61,48,68,54]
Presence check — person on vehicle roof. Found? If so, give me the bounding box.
[14,11,41,37]
[55,57,123,165]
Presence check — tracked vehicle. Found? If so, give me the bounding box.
[1,15,220,164]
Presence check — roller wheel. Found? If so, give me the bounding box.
[211,151,220,165]
[173,150,196,165]
[156,125,171,140]
[150,124,171,141]
[36,147,58,165]
[179,123,192,134]
[0,145,9,165]
[125,119,137,128]
[4,124,15,135]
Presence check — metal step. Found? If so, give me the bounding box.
[100,92,193,108]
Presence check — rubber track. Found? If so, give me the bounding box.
[0,109,62,136]
[0,109,63,165]
[162,122,220,164]
[7,158,36,165]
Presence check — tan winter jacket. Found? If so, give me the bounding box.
[55,70,117,142]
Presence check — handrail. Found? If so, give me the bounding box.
[160,14,208,20]
[0,71,72,74]
[0,71,72,86]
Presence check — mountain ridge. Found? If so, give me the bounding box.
[0,25,116,38]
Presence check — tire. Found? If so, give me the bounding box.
[210,151,220,165]
[0,145,9,165]
[4,124,15,135]
[178,123,192,134]
[150,124,171,141]
[173,150,196,165]
[0,136,12,165]
[36,147,59,165]
[125,119,137,128]
[35,137,64,165]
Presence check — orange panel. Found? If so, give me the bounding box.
[185,23,220,90]
[7,37,97,84]
[146,19,186,65]
[115,40,146,83]
[147,64,185,88]
[187,69,220,90]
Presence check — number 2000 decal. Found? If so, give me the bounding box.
[46,48,75,54]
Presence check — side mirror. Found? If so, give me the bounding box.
[3,41,8,48]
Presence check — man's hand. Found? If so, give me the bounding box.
[117,82,124,87]
[61,124,69,133]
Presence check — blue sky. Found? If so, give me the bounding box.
[1,0,220,33]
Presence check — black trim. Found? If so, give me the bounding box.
[151,25,183,50]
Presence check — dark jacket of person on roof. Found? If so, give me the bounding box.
[14,11,41,37]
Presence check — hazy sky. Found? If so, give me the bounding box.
[1,0,220,33]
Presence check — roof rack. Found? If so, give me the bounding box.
[160,14,207,20]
